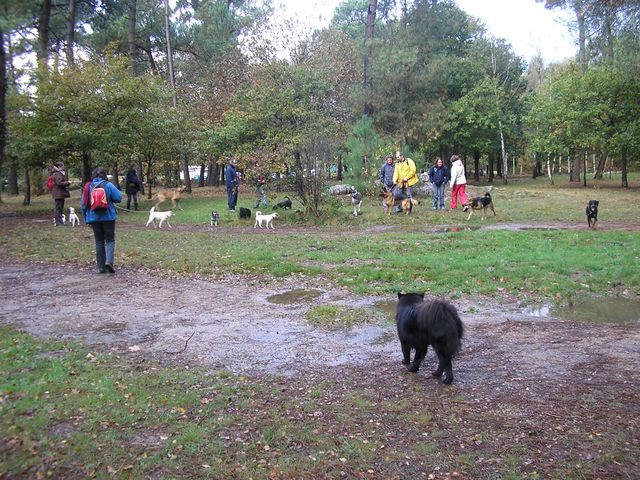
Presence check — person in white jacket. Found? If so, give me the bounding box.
[449,154,469,211]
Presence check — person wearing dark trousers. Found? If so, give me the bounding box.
[379,154,396,212]
[428,157,450,210]
[81,167,122,274]
[50,161,71,226]
[125,164,142,210]
[226,159,239,211]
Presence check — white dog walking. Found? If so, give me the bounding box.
[146,206,174,228]
[68,207,80,226]
[254,211,278,229]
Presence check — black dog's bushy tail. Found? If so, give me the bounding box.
[416,299,464,357]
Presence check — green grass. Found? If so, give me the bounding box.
[1,214,638,301]
[2,319,640,478]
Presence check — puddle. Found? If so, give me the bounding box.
[426,226,480,233]
[523,304,552,317]
[266,289,323,305]
[555,298,640,325]
[524,298,640,325]
[373,299,396,321]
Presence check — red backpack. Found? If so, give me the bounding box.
[89,181,109,211]
[46,176,54,191]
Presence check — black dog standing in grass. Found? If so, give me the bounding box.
[239,207,251,219]
[586,200,599,228]
[395,293,464,384]
[273,196,292,210]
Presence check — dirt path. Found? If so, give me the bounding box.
[2,262,639,390]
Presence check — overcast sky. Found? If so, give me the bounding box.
[274,0,577,64]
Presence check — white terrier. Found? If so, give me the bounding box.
[146,206,174,228]
[68,207,80,226]
[254,211,278,229]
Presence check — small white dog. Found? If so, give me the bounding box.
[351,190,362,216]
[68,207,80,226]
[146,206,173,228]
[54,214,66,226]
[254,211,278,229]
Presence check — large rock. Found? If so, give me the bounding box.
[328,184,356,196]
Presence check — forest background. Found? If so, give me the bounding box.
[0,0,639,214]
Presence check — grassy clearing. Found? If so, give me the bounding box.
[2,173,639,228]
[2,325,638,479]
[1,216,638,302]
[1,176,639,478]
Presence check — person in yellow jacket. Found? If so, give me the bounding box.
[393,151,419,198]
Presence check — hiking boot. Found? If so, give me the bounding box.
[105,263,115,274]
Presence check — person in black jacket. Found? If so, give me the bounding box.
[428,157,450,210]
[50,161,71,226]
[124,164,142,211]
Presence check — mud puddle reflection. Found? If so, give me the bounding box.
[267,289,322,305]
[525,297,640,325]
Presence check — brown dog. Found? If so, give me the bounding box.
[382,189,419,215]
[464,192,496,220]
[153,185,187,210]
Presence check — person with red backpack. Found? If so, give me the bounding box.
[50,161,71,226]
[80,167,122,274]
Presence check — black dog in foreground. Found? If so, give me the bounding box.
[239,207,251,219]
[586,200,599,228]
[396,293,464,384]
[273,196,292,210]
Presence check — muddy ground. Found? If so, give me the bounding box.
[2,231,640,477]
[2,259,639,386]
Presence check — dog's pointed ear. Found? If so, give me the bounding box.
[397,292,403,299]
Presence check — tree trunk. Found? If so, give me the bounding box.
[0,26,6,203]
[143,46,159,75]
[576,0,587,74]
[497,119,507,185]
[113,161,121,190]
[22,167,31,206]
[81,152,92,185]
[7,165,19,195]
[604,1,614,62]
[570,153,581,182]
[594,152,607,179]
[337,156,343,181]
[216,162,223,187]
[164,0,177,107]
[66,0,76,65]
[621,145,628,188]
[473,150,480,182]
[199,163,205,188]
[488,154,494,183]
[363,0,377,116]
[582,150,587,187]
[38,0,52,62]
[128,0,138,75]
[546,154,554,185]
